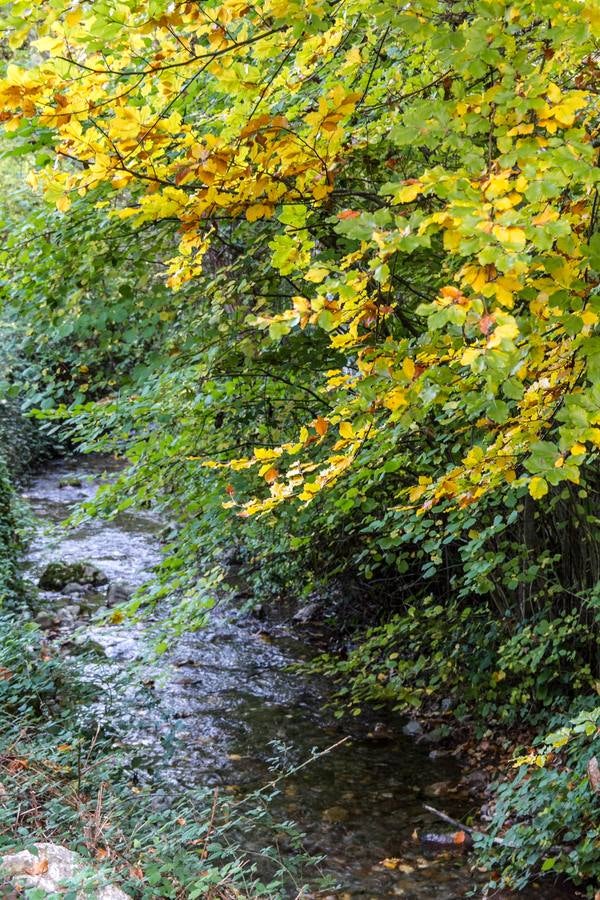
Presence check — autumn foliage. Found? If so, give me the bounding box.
[0,0,598,519]
[1,3,600,892]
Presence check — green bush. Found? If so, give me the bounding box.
[0,453,24,604]
[476,705,600,896]
[309,597,597,728]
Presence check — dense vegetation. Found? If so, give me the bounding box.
[0,614,323,897]
[0,0,598,895]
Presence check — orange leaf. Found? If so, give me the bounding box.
[453,830,467,845]
[440,285,463,301]
[338,209,359,219]
[479,313,494,335]
[314,417,329,436]
[25,858,49,876]
[263,466,279,484]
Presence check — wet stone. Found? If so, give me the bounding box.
[293,601,320,624]
[38,561,108,591]
[402,719,424,737]
[322,806,349,824]
[106,581,133,607]
[69,635,107,657]
[423,781,453,798]
[62,582,86,595]
[79,593,107,613]
[34,610,58,629]
[54,606,80,624]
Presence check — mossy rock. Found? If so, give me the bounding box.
[58,476,84,488]
[38,561,108,591]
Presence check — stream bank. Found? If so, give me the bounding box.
[7,455,580,898]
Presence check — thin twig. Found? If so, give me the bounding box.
[423,804,517,848]
[201,787,219,860]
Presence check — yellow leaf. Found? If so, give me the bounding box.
[56,194,71,213]
[384,387,406,411]
[547,82,562,104]
[402,357,416,380]
[443,229,461,251]
[394,182,422,203]
[570,442,586,456]
[529,476,548,500]
[312,182,331,201]
[305,267,329,283]
[532,207,559,226]
[254,447,281,461]
[492,224,526,250]
[246,203,272,222]
[339,421,354,439]
[463,446,484,467]
[461,347,480,366]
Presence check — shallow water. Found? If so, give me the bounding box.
[22,457,577,899]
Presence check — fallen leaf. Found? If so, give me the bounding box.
[24,858,48,876]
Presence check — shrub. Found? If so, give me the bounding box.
[309,597,597,728]
[0,454,24,603]
[476,705,600,896]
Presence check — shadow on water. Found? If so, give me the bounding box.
[21,457,578,899]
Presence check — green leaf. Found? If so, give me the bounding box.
[488,400,509,424]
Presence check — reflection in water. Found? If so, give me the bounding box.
[22,458,572,899]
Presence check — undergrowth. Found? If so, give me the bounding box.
[476,705,600,896]
[0,615,327,898]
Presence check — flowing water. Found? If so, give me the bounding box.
[21,457,576,899]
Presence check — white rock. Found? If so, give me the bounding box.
[0,843,130,898]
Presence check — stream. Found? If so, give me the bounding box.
[20,456,573,899]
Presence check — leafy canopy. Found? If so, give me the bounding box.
[0,0,599,521]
